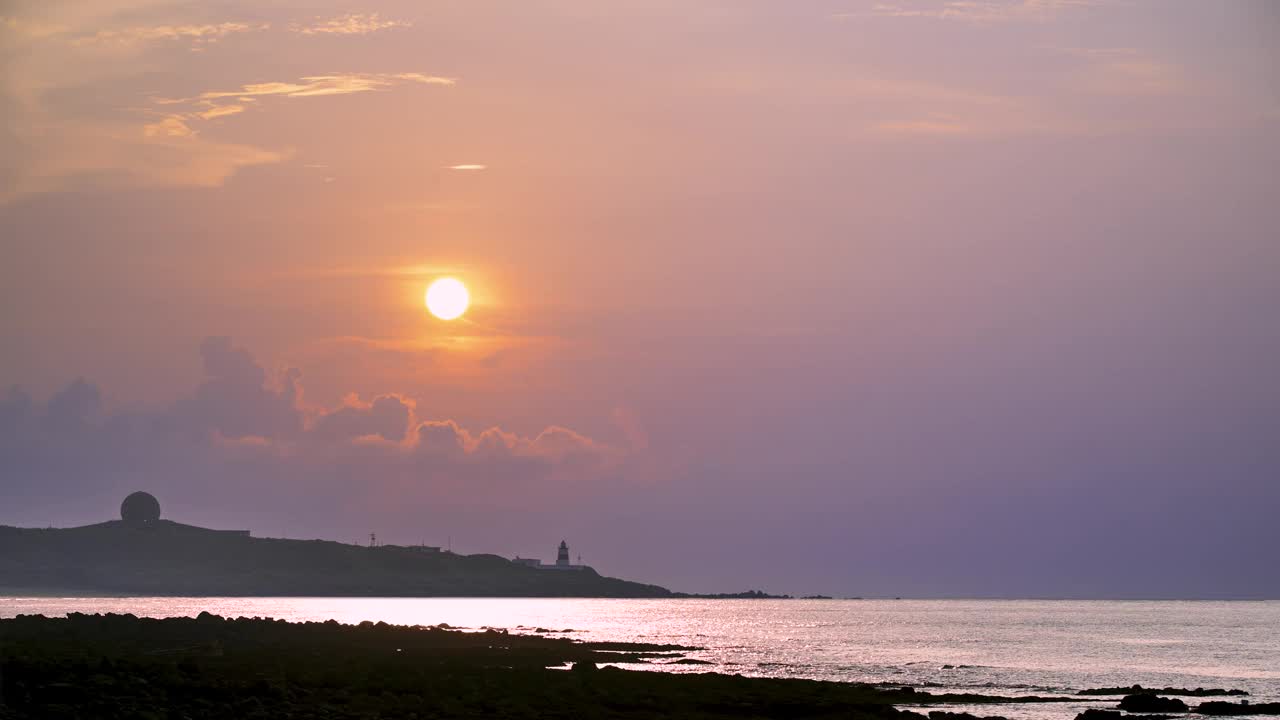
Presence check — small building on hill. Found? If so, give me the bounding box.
[512,540,589,571]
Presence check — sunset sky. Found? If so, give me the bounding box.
[2,0,1277,598]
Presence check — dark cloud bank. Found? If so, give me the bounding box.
[0,337,620,547]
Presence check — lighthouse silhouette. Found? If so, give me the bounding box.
[556,540,570,567]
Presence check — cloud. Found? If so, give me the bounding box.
[0,338,625,524]
[45,378,102,431]
[0,15,68,39]
[168,337,304,442]
[189,73,454,102]
[447,164,487,171]
[74,22,269,46]
[852,0,1100,24]
[140,73,456,139]
[197,104,245,120]
[1056,47,1183,96]
[291,13,411,36]
[0,3,449,201]
[144,115,196,138]
[876,117,972,135]
[2,119,287,202]
[311,394,414,445]
[0,8,288,201]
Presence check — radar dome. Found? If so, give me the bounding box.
[120,491,161,524]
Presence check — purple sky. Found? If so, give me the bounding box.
[2,1,1278,597]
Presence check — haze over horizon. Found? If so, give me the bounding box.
[2,0,1278,599]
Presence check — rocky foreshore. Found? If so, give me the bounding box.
[0,615,1269,719]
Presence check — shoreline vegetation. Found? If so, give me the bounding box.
[2,615,1272,720]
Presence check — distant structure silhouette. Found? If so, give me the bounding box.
[110,492,248,536]
[513,541,588,571]
[120,491,161,524]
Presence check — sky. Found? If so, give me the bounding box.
[1,0,1278,599]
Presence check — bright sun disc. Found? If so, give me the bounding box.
[425,278,469,320]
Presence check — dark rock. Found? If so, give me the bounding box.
[1118,694,1189,713]
[1080,685,1248,697]
[1076,713,1178,720]
[1074,711,1124,720]
[1196,701,1280,716]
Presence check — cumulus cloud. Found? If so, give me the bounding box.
[45,378,102,431]
[312,394,413,445]
[291,13,411,36]
[168,337,304,442]
[0,338,626,527]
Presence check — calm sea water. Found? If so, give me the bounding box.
[4,598,1277,718]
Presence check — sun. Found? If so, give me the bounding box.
[425,277,470,320]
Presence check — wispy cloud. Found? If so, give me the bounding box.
[876,116,972,135]
[143,73,455,142]
[1,15,68,39]
[197,104,246,119]
[144,115,195,137]
[3,120,287,202]
[1055,47,1183,96]
[839,0,1100,24]
[447,164,487,171]
[74,22,269,46]
[290,13,411,36]
[190,73,454,102]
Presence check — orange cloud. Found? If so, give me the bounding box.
[291,13,411,36]
[876,117,972,135]
[131,73,455,157]
[144,115,196,138]
[74,22,269,46]
[197,104,246,120]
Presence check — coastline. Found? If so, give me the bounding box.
[0,614,1079,720]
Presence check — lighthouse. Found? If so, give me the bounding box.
[511,540,588,571]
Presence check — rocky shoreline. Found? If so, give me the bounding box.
[0,615,1272,719]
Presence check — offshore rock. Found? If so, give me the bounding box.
[1196,701,1280,716]
[1118,694,1189,713]
[1079,685,1248,697]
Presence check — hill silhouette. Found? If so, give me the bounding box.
[0,521,674,597]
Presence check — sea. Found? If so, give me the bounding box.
[3,598,1277,718]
